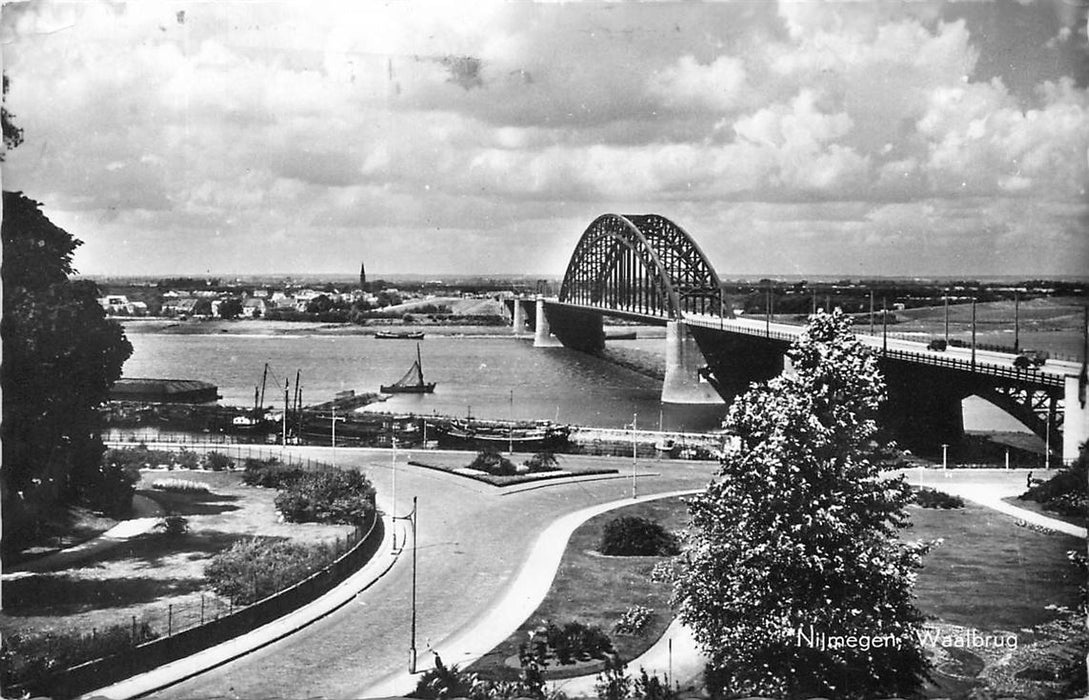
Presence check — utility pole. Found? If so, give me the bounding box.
[282,379,288,454]
[971,298,977,371]
[944,291,949,342]
[631,413,638,499]
[393,497,419,674]
[765,285,771,337]
[331,404,337,468]
[882,297,888,355]
[869,289,875,335]
[1014,291,1020,353]
[391,438,398,552]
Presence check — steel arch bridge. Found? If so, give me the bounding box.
[558,213,722,320]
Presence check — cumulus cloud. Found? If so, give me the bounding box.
[1,0,1085,276]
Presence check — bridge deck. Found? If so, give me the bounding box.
[683,313,1081,389]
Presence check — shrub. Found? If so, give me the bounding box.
[174,449,200,469]
[275,469,376,525]
[151,478,211,493]
[79,451,142,516]
[648,561,676,584]
[613,605,654,636]
[0,621,157,694]
[204,537,331,605]
[1020,453,1088,520]
[468,448,516,476]
[914,487,965,509]
[155,515,189,537]
[594,655,631,700]
[524,451,560,473]
[544,620,614,664]
[241,457,303,488]
[599,516,680,557]
[204,451,234,471]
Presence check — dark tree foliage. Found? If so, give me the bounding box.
[675,310,929,699]
[218,297,244,319]
[598,516,680,556]
[2,74,23,159]
[1019,444,1088,520]
[2,192,132,555]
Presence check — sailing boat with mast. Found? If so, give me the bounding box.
[380,343,436,394]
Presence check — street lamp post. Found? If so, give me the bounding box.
[331,405,337,468]
[631,412,638,499]
[391,437,398,553]
[392,497,419,673]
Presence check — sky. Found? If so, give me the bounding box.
[2,0,1087,278]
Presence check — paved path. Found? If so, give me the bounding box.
[361,488,703,699]
[551,466,1085,697]
[903,467,1086,538]
[4,495,164,577]
[106,447,717,700]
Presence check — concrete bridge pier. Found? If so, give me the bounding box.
[533,297,561,348]
[881,364,966,454]
[547,305,605,353]
[662,321,723,405]
[1063,375,1089,464]
[512,298,528,335]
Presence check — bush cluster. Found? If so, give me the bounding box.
[150,478,211,493]
[204,451,235,471]
[241,457,304,488]
[103,446,233,471]
[523,451,560,473]
[599,516,680,557]
[542,620,614,665]
[1020,456,1088,520]
[274,469,376,525]
[82,451,142,516]
[613,605,655,636]
[648,561,676,584]
[468,448,516,476]
[155,515,190,537]
[914,487,965,509]
[204,537,332,605]
[0,621,157,694]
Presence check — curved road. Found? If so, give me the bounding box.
[153,447,718,699]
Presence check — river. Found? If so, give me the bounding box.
[120,329,1031,435]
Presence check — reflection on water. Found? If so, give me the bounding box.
[122,331,1027,434]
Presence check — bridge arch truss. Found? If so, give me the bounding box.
[559,214,722,320]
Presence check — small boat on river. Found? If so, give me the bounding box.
[380,344,436,394]
[427,419,570,451]
[375,330,425,340]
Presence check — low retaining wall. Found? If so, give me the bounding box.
[32,511,384,699]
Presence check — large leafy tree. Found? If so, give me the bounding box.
[674,309,929,699]
[2,191,132,554]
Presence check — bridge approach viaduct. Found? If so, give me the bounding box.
[505,213,1089,465]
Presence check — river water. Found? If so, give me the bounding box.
[121,330,1028,434]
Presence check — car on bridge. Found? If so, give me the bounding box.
[1013,350,1048,369]
[926,338,948,351]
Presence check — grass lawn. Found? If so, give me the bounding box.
[1000,495,1087,529]
[0,469,355,640]
[905,501,1084,635]
[407,451,618,487]
[470,496,689,681]
[6,507,121,566]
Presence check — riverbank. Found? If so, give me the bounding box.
[119,318,515,337]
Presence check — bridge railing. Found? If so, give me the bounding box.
[879,348,1065,389]
[686,315,1066,389]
